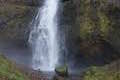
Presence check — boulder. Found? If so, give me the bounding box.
[55,65,69,77]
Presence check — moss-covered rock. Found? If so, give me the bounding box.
[55,65,68,77]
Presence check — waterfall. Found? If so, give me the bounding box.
[29,0,60,71]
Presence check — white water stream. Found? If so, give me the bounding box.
[29,0,60,71]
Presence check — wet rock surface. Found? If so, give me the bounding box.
[62,0,120,67]
[55,65,68,77]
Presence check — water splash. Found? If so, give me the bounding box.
[29,0,60,71]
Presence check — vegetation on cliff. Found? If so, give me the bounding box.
[64,0,120,62]
[78,0,111,40]
[0,3,35,40]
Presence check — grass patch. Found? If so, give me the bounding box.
[0,55,29,80]
[83,66,120,80]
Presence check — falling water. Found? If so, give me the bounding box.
[29,0,60,71]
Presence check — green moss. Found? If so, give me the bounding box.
[55,64,68,77]
[79,0,95,40]
[80,17,94,39]
[79,0,112,40]
[83,66,120,80]
[98,12,110,38]
[0,55,29,80]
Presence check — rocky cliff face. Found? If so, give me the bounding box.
[63,0,120,65]
[0,0,41,42]
[0,0,120,64]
